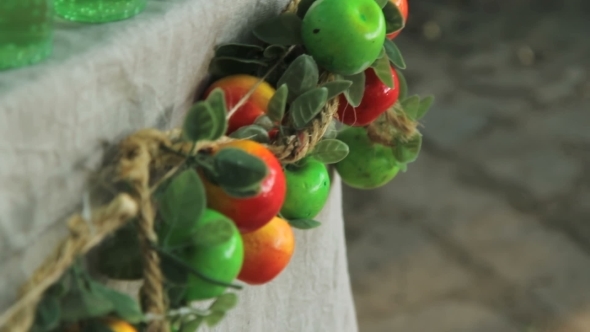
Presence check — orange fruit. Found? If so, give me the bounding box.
[238,216,295,285]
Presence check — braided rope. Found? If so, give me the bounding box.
[117,130,170,332]
[284,0,301,13]
[269,74,340,163]
[366,102,419,146]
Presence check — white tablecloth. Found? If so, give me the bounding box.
[0,0,358,330]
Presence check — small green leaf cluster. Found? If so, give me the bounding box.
[209,43,286,81]
[309,138,349,164]
[31,263,143,332]
[181,89,269,199]
[259,54,353,164]
[170,293,238,331]
[207,41,350,157]
[391,94,435,169]
[207,37,354,166]
[183,89,228,142]
[287,218,321,229]
[267,53,351,134]
[400,95,434,121]
[393,133,422,170]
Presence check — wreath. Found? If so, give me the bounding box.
[0,0,433,331]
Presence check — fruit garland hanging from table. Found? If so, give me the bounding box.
[0,0,432,331]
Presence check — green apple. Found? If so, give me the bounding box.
[166,209,244,301]
[335,127,399,189]
[301,0,386,75]
[281,157,331,220]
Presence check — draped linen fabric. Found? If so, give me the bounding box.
[0,0,358,330]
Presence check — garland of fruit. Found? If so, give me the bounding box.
[0,0,433,331]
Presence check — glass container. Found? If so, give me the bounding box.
[55,0,147,23]
[0,0,54,70]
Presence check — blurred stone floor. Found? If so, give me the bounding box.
[343,2,590,331]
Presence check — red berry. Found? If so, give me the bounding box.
[387,0,408,40]
[336,66,400,127]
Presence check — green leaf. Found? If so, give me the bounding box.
[205,89,229,139]
[156,247,244,292]
[416,95,435,119]
[310,139,349,164]
[296,0,317,18]
[253,13,303,46]
[215,43,264,58]
[193,218,234,248]
[254,114,274,130]
[46,278,69,299]
[85,321,113,332]
[342,72,366,107]
[384,39,406,70]
[90,281,144,324]
[319,80,352,100]
[60,280,114,322]
[382,1,405,34]
[183,101,225,142]
[322,120,338,139]
[180,316,204,332]
[377,47,386,59]
[397,70,409,99]
[288,219,322,229]
[374,0,388,8]
[267,84,288,123]
[394,134,422,164]
[162,253,190,286]
[210,293,238,312]
[160,169,206,231]
[97,223,143,280]
[219,186,261,199]
[371,53,394,88]
[277,54,319,101]
[229,124,270,143]
[210,56,267,67]
[263,44,287,59]
[213,148,268,191]
[209,57,267,77]
[34,295,60,331]
[194,153,218,184]
[205,311,226,327]
[290,87,328,129]
[398,163,408,173]
[207,88,228,139]
[401,95,420,120]
[168,287,188,311]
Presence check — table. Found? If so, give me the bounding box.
[0,0,358,330]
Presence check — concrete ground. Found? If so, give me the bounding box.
[343,2,590,331]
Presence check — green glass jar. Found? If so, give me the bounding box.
[0,0,54,70]
[55,0,147,23]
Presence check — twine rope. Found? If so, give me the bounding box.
[117,130,170,332]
